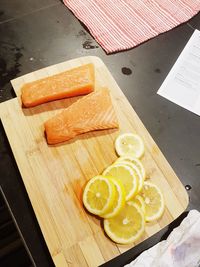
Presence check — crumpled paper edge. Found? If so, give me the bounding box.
[125,210,200,267]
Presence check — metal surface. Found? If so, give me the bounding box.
[0,1,200,266]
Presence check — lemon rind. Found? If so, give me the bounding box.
[134,195,146,214]
[116,161,144,193]
[103,163,138,201]
[101,177,126,219]
[104,202,145,244]
[115,133,145,158]
[83,175,116,216]
[142,181,165,222]
[116,155,146,180]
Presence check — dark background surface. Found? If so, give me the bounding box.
[0,1,200,266]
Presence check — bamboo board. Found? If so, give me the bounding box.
[0,56,188,267]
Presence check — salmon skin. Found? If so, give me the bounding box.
[21,63,95,108]
[44,88,119,144]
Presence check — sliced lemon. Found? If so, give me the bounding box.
[83,176,116,216]
[115,133,144,158]
[133,195,145,214]
[101,177,126,219]
[115,155,146,180]
[103,164,138,201]
[114,161,144,193]
[104,201,145,244]
[140,181,165,222]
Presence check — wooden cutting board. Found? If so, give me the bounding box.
[0,56,188,267]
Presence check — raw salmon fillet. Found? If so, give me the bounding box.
[21,63,95,108]
[44,88,119,144]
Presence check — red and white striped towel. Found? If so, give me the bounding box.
[63,0,200,54]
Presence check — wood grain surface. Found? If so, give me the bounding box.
[0,56,188,267]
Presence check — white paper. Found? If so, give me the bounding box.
[157,29,200,116]
[125,210,200,267]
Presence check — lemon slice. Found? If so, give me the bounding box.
[140,181,165,222]
[134,195,145,214]
[101,177,126,219]
[114,161,144,193]
[83,176,116,216]
[103,164,138,201]
[104,201,145,244]
[115,133,144,158]
[116,155,146,180]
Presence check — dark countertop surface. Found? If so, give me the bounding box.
[0,1,200,266]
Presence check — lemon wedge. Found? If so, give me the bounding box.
[140,181,165,222]
[103,164,138,201]
[101,177,126,219]
[83,176,116,216]
[115,133,144,158]
[104,201,145,244]
[116,155,146,180]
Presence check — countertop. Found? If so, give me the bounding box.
[0,1,200,266]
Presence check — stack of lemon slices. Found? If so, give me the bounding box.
[83,133,165,244]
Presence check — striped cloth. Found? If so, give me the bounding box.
[63,0,200,54]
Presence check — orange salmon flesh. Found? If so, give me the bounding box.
[21,63,95,107]
[44,88,119,144]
